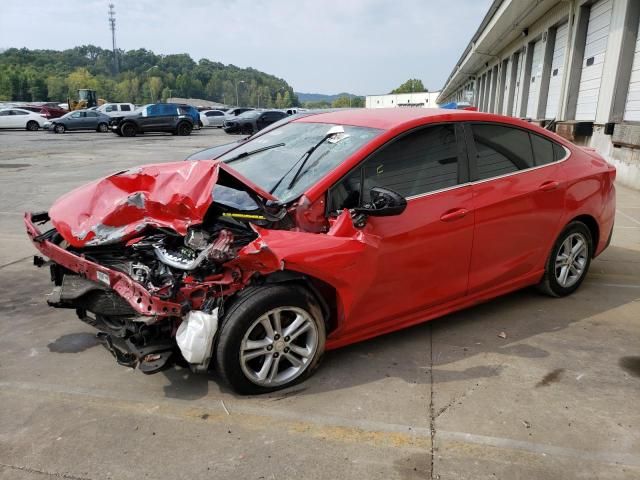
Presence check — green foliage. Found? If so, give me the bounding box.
[331,95,365,108]
[0,45,297,107]
[391,79,426,94]
[302,100,332,109]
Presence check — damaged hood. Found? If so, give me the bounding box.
[49,160,277,248]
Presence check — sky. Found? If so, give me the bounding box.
[0,0,492,95]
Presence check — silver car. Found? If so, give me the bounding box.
[46,110,112,134]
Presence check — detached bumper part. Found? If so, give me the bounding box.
[94,330,174,374]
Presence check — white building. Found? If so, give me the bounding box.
[437,0,640,190]
[366,91,441,109]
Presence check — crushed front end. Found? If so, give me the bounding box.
[25,161,290,374]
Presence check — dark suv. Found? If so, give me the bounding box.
[110,103,195,137]
[223,110,287,135]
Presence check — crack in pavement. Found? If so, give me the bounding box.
[0,256,32,270]
[0,463,94,480]
[435,381,483,420]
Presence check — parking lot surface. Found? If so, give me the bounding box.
[1,129,639,479]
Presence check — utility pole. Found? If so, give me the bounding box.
[108,4,118,74]
[235,80,245,107]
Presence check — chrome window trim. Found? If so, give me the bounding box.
[406,145,570,202]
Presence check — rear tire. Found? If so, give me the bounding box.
[54,124,65,134]
[214,285,326,395]
[121,123,137,137]
[537,221,593,297]
[26,121,39,131]
[176,122,192,136]
[97,122,108,133]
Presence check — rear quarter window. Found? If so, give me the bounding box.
[530,133,555,166]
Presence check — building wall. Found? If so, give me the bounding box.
[366,91,441,109]
[438,0,640,190]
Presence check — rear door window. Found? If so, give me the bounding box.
[468,124,534,180]
[120,104,131,111]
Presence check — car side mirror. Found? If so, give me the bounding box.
[354,187,407,217]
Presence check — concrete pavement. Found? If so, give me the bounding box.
[0,129,638,479]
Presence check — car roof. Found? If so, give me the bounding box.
[1,107,31,113]
[293,108,523,131]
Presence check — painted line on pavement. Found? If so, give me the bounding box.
[617,210,640,226]
[2,381,640,467]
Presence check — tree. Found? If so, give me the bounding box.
[147,77,163,102]
[275,92,284,109]
[391,79,426,94]
[282,90,292,108]
[331,95,364,108]
[47,76,67,101]
[0,45,296,105]
[66,68,98,95]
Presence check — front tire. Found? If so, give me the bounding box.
[214,285,326,395]
[537,221,593,297]
[26,121,39,131]
[97,122,108,133]
[54,124,65,134]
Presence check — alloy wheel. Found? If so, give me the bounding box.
[554,232,588,288]
[239,306,319,387]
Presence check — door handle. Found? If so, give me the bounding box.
[440,208,469,222]
[539,180,559,191]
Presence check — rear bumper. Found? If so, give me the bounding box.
[25,212,181,317]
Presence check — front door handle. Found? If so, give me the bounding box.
[539,180,560,191]
[440,208,469,222]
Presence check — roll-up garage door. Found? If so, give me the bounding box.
[545,22,569,119]
[575,0,612,121]
[623,15,640,121]
[512,52,524,116]
[526,40,544,118]
[502,58,512,115]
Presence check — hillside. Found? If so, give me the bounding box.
[0,45,298,107]
[296,92,361,103]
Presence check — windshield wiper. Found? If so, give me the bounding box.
[284,126,345,191]
[225,142,285,163]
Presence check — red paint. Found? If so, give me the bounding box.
[26,109,616,350]
[49,161,275,248]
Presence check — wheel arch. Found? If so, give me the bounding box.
[262,270,339,334]
[567,214,600,258]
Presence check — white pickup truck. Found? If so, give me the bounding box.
[96,103,138,117]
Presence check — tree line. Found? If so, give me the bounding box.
[0,45,299,107]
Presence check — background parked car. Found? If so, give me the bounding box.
[110,103,194,137]
[223,109,287,135]
[45,110,111,133]
[0,108,46,131]
[96,103,137,117]
[186,110,334,160]
[20,105,67,119]
[176,104,200,129]
[224,107,254,117]
[199,109,226,127]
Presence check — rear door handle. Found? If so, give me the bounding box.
[440,208,469,222]
[539,180,560,191]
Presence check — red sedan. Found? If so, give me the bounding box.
[25,109,616,394]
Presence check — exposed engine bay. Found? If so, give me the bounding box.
[26,160,316,375]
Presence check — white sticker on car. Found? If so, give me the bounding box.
[96,271,110,286]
